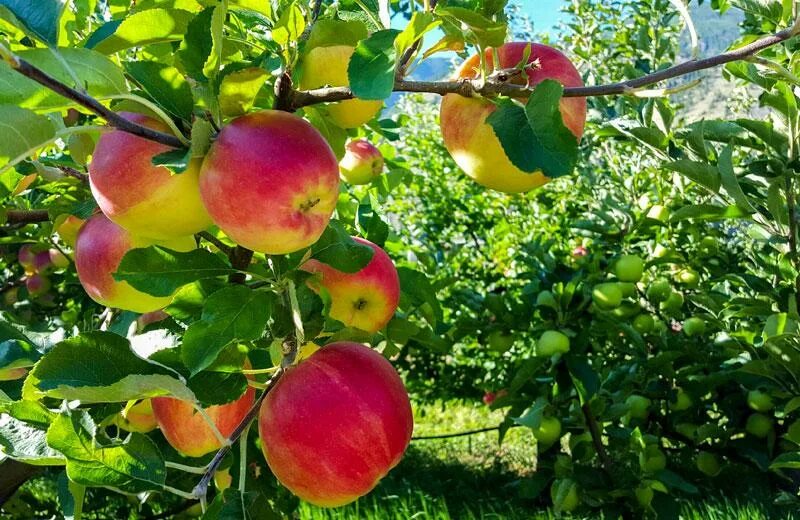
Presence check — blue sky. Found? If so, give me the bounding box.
[517,0,564,32]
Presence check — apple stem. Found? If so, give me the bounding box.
[241,366,281,375]
[165,461,209,475]
[238,423,251,495]
[192,403,229,449]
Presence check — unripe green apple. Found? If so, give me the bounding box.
[487,330,515,353]
[550,479,579,512]
[536,290,558,308]
[698,236,718,256]
[626,395,651,420]
[675,268,699,287]
[652,244,670,258]
[660,291,684,314]
[670,390,692,411]
[615,255,644,282]
[647,279,671,303]
[747,390,774,412]
[339,139,384,185]
[633,314,655,334]
[592,283,623,309]
[647,205,670,222]
[635,485,654,507]
[746,413,773,438]
[639,445,666,473]
[612,302,642,319]
[696,451,720,476]
[618,282,637,298]
[533,416,562,448]
[683,317,706,337]
[537,330,570,356]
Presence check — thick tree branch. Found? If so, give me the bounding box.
[292,18,800,109]
[3,209,49,224]
[0,47,184,148]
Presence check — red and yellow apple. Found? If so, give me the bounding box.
[18,245,36,272]
[74,214,195,313]
[299,45,382,129]
[339,139,384,185]
[152,386,255,458]
[89,112,212,240]
[116,399,158,433]
[440,42,587,193]
[199,110,339,254]
[259,342,413,507]
[54,215,85,248]
[25,273,50,297]
[301,237,400,333]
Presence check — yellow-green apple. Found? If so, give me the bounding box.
[633,314,655,334]
[647,205,670,222]
[683,317,705,337]
[646,279,671,303]
[259,342,412,507]
[614,254,644,282]
[199,110,339,254]
[339,139,384,185]
[487,330,515,353]
[747,390,774,412]
[675,268,700,287]
[54,215,85,248]
[696,451,720,476]
[299,45,383,129]
[537,330,570,356]
[89,112,212,240]
[152,386,255,458]
[116,399,158,433]
[592,283,623,309]
[550,479,579,512]
[25,274,50,297]
[745,413,773,438]
[301,237,399,333]
[75,214,195,313]
[439,42,586,193]
[532,416,562,448]
[626,395,651,420]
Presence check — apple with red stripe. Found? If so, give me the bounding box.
[339,139,384,185]
[259,342,413,507]
[199,110,339,255]
[89,112,212,240]
[152,385,255,458]
[440,42,587,193]
[74,213,195,313]
[301,237,400,333]
[116,399,158,434]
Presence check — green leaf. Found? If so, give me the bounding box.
[663,159,721,193]
[0,317,43,372]
[309,221,375,273]
[566,357,599,405]
[717,145,755,214]
[0,413,64,465]
[177,7,215,80]
[0,0,66,45]
[0,106,56,172]
[125,61,193,121]
[203,3,226,78]
[394,12,441,57]
[487,81,579,178]
[669,204,748,221]
[347,29,400,101]
[90,8,194,54]
[513,397,548,429]
[26,332,195,402]
[434,6,506,48]
[57,472,85,520]
[114,247,234,297]
[304,106,347,159]
[398,267,442,324]
[219,68,269,117]
[47,412,166,492]
[204,489,276,519]
[0,48,127,111]
[272,2,306,49]
[305,18,368,50]
[182,286,272,375]
[770,452,800,470]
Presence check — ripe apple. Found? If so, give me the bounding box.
[75,214,195,313]
[116,399,158,433]
[670,389,692,411]
[25,274,50,297]
[696,451,720,476]
[533,416,562,448]
[747,390,774,412]
[259,342,413,507]
[550,479,579,512]
[33,250,53,272]
[592,283,623,309]
[339,139,384,185]
[137,310,169,331]
[639,445,666,473]
[200,110,339,254]
[572,245,588,258]
[152,386,255,458]
[646,279,671,303]
[487,330,515,353]
[89,112,212,240]
[48,249,69,269]
[745,413,773,438]
[301,237,400,333]
[299,45,382,128]
[18,245,36,272]
[440,42,586,193]
[626,395,651,420]
[615,255,644,282]
[683,317,705,337]
[633,314,655,334]
[54,214,85,248]
[537,330,570,356]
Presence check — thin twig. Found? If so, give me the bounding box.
[412,424,519,440]
[58,165,89,184]
[291,18,800,108]
[581,403,613,477]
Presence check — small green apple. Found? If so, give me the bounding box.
[698,236,718,256]
[640,445,666,473]
[592,283,623,309]
[626,395,651,420]
[670,389,692,411]
[618,282,637,298]
[550,479,579,512]
[537,330,570,356]
[612,302,642,319]
[660,291,684,314]
[675,268,700,287]
[633,314,655,334]
[745,413,773,438]
[647,205,670,222]
[696,451,720,476]
[487,330,515,353]
[683,317,706,337]
[635,485,654,507]
[615,255,645,282]
[747,390,774,412]
[533,416,562,448]
[646,279,671,303]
